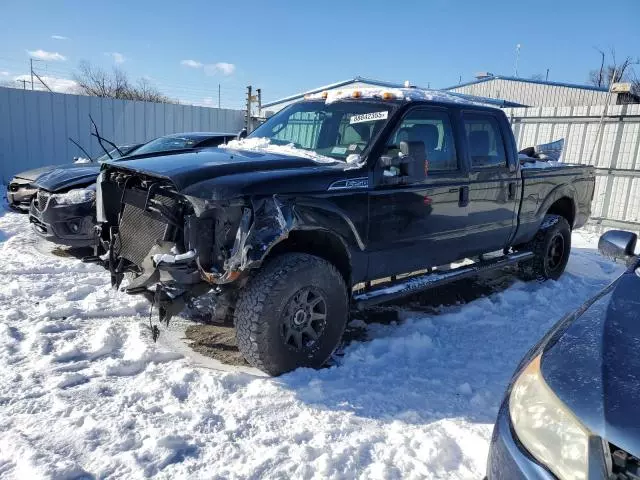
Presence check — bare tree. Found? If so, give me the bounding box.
[74,61,175,103]
[530,73,545,81]
[588,48,640,91]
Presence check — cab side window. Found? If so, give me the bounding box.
[463,114,507,168]
[385,109,458,172]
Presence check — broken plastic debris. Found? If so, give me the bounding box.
[152,250,196,266]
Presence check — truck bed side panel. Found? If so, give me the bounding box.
[512,165,595,246]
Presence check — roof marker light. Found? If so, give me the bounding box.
[321,91,329,99]
[352,90,362,98]
[382,92,396,100]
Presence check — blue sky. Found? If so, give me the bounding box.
[0,0,638,108]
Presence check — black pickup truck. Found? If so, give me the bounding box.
[94,88,595,375]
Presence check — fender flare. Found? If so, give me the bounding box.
[535,183,577,228]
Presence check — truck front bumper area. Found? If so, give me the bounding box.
[29,199,96,247]
[106,237,209,323]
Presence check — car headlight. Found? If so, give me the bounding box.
[509,355,590,480]
[52,187,96,205]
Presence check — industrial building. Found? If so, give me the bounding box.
[445,73,639,107]
[261,74,638,115]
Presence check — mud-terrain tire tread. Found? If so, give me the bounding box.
[518,214,571,281]
[234,253,348,376]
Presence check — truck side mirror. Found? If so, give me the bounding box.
[400,141,426,183]
[380,141,426,184]
[598,230,637,263]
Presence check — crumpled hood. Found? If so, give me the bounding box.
[103,147,338,191]
[13,161,101,183]
[541,268,640,457]
[12,164,59,183]
[34,164,101,192]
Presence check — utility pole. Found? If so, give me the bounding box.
[218,84,221,109]
[256,88,261,117]
[245,85,253,132]
[545,68,550,81]
[30,58,34,90]
[16,79,27,90]
[515,43,521,77]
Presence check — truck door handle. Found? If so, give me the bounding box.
[508,182,516,199]
[459,186,469,207]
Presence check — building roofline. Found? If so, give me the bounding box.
[443,75,610,93]
[262,76,526,109]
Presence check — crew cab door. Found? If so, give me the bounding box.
[367,107,469,279]
[461,112,520,257]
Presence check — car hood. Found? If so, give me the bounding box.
[541,267,640,457]
[14,163,85,182]
[103,147,341,192]
[34,164,101,192]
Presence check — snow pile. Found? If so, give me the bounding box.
[0,200,623,479]
[220,137,338,164]
[520,157,565,169]
[305,87,494,107]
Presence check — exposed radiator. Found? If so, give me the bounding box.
[117,203,169,265]
[116,188,180,266]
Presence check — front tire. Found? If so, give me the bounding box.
[518,214,571,281]
[234,253,348,376]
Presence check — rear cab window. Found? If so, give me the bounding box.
[462,114,507,168]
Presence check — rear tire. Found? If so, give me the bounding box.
[234,253,348,376]
[518,214,571,281]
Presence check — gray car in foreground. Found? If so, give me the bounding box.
[487,230,640,479]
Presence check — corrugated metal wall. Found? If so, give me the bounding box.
[0,87,245,183]
[504,104,640,228]
[451,78,616,107]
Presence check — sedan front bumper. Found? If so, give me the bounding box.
[29,195,96,247]
[7,181,37,212]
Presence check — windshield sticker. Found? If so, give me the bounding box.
[331,146,348,155]
[349,111,388,125]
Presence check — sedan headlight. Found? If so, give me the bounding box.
[52,187,96,205]
[509,355,590,480]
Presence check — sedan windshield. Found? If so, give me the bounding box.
[96,147,128,162]
[132,136,200,156]
[249,101,395,160]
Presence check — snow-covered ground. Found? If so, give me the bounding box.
[0,201,622,479]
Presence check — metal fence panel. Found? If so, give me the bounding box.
[0,87,245,183]
[504,104,640,228]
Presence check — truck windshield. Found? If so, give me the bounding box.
[249,101,394,161]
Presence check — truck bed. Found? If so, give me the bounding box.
[514,162,595,245]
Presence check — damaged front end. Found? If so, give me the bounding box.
[95,168,295,335]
